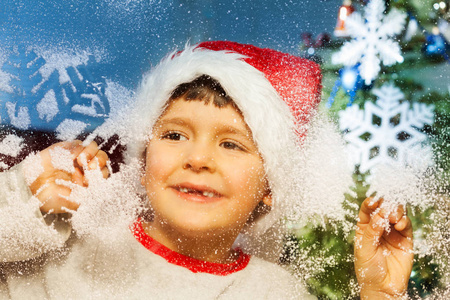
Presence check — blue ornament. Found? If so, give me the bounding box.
[327,64,364,108]
[423,27,450,62]
[425,33,447,55]
[340,65,363,92]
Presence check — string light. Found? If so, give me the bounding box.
[334,0,355,37]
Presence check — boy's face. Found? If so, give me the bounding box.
[142,97,270,238]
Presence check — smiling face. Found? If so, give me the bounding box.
[142,97,271,243]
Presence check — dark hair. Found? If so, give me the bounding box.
[169,75,235,108]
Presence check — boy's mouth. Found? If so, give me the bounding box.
[172,184,222,199]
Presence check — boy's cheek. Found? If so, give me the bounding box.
[226,165,265,185]
[145,147,178,172]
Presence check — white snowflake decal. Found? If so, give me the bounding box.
[0,46,133,141]
[339,83,434,173]
[332,0,406,85]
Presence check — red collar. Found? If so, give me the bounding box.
[131,220,250,276]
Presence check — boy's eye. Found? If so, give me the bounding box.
[220,141,244,151]
[161,132,187,141]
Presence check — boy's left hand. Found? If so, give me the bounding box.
[354,197,414,299]
[28,140,109,214]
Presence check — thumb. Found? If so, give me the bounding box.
[356,213,387,258]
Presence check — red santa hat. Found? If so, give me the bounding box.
[126,41,322,236]
[197,41,322,133]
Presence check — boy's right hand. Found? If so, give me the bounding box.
[28,140,109,214]
[354,197,414,299]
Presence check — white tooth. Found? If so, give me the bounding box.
[180,188,188,193]
[203,191,215,198]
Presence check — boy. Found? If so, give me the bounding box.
[0,41,413,299]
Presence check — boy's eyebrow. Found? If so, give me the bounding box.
[216,125,252,140]
[156,117,189,127]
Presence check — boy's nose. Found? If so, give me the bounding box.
[182,142,216,173]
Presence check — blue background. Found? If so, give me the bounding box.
[0,0,341,89]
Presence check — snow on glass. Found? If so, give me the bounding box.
[0,46,113,140]
[0,43,357,293]
[1,49,448,299]
[332,0,406,85]
[0,44,137,227]
[0,3,448,299]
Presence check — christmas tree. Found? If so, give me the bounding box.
[291,0,450,298]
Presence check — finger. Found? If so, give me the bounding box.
[71,168,86,187]
[66,140,85,159]
[379,204,405,224]
[394,215,413,238]
[80,166,110,186]
[380,215,413,253]
[355,212,389,260]
[29,169,72,194]
[87,150,109,170]
[76,141,99,168]
[358,197,381,225]
[49,140,84,160]
[101,166,109,179]
[38,184,80,214]
[388,205,405,224]
[367,213,387,241]
[355,214,384,259]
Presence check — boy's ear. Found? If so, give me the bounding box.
[262,193,272,207]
